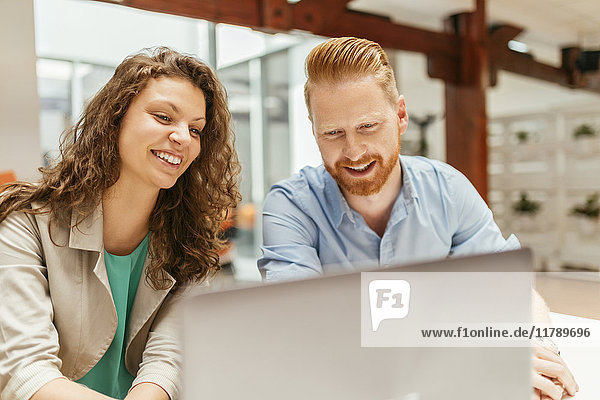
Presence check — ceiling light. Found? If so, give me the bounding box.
[508,40,529,54]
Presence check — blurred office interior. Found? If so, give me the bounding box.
[2,0,600,306]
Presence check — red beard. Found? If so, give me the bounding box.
[325,143,400,196]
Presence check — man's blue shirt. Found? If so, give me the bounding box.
[258,156,519,282]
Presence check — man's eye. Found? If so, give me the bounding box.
[363,123,375,129]
[326,130,339,135]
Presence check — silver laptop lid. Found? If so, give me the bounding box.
[181,249,533,400]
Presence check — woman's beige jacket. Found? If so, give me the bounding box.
[0,205,183,400]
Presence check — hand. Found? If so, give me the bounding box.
[31,378,116,400]
[125,382,170,400]
[532,343,578,400]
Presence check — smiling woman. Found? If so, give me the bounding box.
[0,48,240,400]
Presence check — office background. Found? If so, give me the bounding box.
[2,0,600,277]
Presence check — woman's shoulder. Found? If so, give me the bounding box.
[0,208,44,262]
[0,202,48,230]
[0,195,69,249]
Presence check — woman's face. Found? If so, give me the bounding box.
[117,76,205,195]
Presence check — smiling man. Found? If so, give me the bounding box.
[258,36,520,280]
[258,37,578,400]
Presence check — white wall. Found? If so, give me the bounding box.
[488,72,600,117]
[217,25,299,69]
[288,38,326,173]
[0,0,41,181]
[393,48,600,164]
[34,0,208,66]
[394,51,446,162]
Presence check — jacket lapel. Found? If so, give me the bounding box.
[66,204,176,359]
[67,205,112,293]
[126,256,176,347]
[68,206,104,252]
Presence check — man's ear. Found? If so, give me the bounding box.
[396,95,408,135]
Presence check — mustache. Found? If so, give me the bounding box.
[336,154,382,168]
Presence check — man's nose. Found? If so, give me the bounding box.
[342,132,367,161]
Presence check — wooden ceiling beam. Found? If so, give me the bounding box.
[95,0,600,94]
[260,0,458,58]
[95,0,461,82]
[489,24,600,94]
[95,0,263,27]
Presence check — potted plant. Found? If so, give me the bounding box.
[573,124,596,139]
[515,130,530,144]
[512,192,541,231]
[570,193,599,235]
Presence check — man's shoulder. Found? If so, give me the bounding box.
[402,156,482,214]
[263,164,328,210]
[402,155,464,186]
[271,164,325,191]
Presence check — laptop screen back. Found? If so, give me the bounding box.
[180,249,533,400]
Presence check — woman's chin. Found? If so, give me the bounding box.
[159,181,177,190]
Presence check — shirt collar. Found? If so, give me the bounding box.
[388,156,418,226]
[324,156,418,228]
[399,155,418,202]
[323,169,352,227]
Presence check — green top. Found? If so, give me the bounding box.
[77,233,149,399]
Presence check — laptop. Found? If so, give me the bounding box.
[180,249,533,400]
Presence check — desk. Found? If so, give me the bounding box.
[550,312,600,399]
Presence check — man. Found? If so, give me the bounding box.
[259,36,518,280]
[258,37,577,400]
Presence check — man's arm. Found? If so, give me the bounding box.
[258,188,323,282]
[446,167,520,255]
[442,166,577,399]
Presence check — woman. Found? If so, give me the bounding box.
[0,47,240,400]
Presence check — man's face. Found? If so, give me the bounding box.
[309,75,408,196]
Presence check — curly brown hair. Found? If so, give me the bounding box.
[0,47,241,291]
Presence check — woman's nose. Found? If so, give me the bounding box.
[169,124,192,146]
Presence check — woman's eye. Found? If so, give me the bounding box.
[190,128,202,137]
[154,114,171,122]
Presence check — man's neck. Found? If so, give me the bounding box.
[341,162,402,238]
